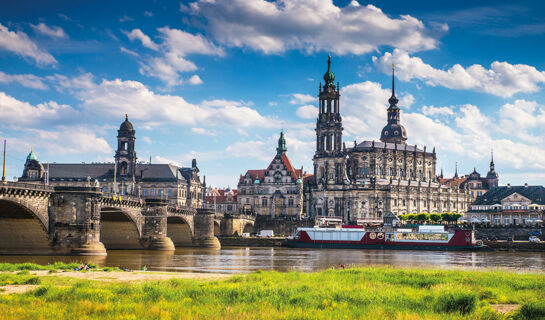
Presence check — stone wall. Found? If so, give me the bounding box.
[474,226,544,241]
[253,216,314,237]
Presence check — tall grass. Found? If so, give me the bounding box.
[0,266,544,319]
[0,262,97,271]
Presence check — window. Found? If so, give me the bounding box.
[143,189,148,196]
[288,198,294,206]
[167,189,172,197]
[361,166,368,175]
[402,200,406,206]
[413,200,416,206]
[389,167,394,176]
[246,198,249,204]
[227,205,232,211]
[262,198,268,206]
[151,189,156,196]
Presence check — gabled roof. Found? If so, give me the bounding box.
[239,169,266,184]
[473,185,545,205]
[266,153,302,181]
[349,140,431,154]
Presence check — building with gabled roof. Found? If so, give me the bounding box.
[205,187,238,214]
[237,131,304,217]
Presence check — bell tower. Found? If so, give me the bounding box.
[313,54,345,186]
[115,114,137,177]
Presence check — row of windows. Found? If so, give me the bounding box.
[359,166,432,179]
[392,199,462,209]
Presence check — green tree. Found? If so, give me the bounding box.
[441,212,452,222]
[406,214,416,222]
[416,213,429,223]
[429,213,441,223]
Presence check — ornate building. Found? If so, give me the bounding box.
[306,56,470,224]
[19,115,205,208]
[237,131,305,217]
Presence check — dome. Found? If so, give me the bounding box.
[254,179,260,184]
[380,123,407,144]
[323,54,335,85]
[468,168,481,180]
[26,149,37,161]
[486,170,498,179]
[120,114,134,131]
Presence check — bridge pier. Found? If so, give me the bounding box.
[193,209,221,248]
[49,187,106,256]
[141,199,175,251]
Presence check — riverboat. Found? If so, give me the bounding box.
[286,225,485,251]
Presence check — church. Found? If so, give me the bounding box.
[305,56,471,224]
[19,115,205,208]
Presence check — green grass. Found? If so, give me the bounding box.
[0,266,544,319]
[0,262,97,271]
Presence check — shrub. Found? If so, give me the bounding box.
[433,289,477,314]
[429,213,441,223]
[514,301,545,320]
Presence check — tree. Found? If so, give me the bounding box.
[430,213,441,223]
[406,214,416,222]
[399,215,409,221]
[441,212,452,222]
[416,213,429,223]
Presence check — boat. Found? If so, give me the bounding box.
[286,225,485,251]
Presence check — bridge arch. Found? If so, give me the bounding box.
[214,220,221,236]
[99,206,143,249]
[0,199,50,254]
[167,216,194,247]
[242,221,254,235]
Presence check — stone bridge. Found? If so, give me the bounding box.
[0,182,254,255]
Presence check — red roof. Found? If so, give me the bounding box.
[239,153,302,184]
[440,177,467,187]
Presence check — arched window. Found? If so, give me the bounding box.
[377,166,382,175]
[361,166,368,175]
[398,168,403,177]
[389,167,394,176]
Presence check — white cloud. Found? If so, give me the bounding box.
[120,46,139,57]
[134,27,224,86]
[0,71,48,89]
[119,15,133,23]
[498,99,545,143]
[124,29,159,51]
[0,23,57,66]
[421,105,454,116]
[27,127,112,155]
[31,23,68,39]
[187,75,203,85]
[0,92,77,125]
[189,0,439,55]
[191,127,216,136]
[296,105,318,119]
[144,11,153,17]
[154,155,181,166]
[290,93,316,105]
[75,77,277,129]
[373,49,545,97]
[142,136,152,144]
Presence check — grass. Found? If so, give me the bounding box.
[0,265,544,319]
[0,262,97,271]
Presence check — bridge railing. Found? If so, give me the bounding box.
[0,181,54,192]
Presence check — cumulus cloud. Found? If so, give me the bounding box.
[129,27,223,86]
[373,49,545,97]
[191,127,216,136]
[290,93,316,105]
[26,127,112,155]
[0,23,57,66]
[296,105,318,119]
[187,75,203,85]
[124,29,159,51]
[498,99,545,143]
[188,0,439,55]
[0,92,78,125]
[31,23,68,39]
[0,71,48,89]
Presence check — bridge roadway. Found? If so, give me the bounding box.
[0,182,255,255]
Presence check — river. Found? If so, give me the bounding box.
[1,248,544,273]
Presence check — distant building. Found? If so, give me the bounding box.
[19,115,205,208]
[440,153,499,201]
[205,187,238,214]
[467,185,545,225]
[237,131,304,217]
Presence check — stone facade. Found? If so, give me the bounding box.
[205,187,238,214]
[237,131,305,217]
[306,57,470,224]
[19,116,205,210]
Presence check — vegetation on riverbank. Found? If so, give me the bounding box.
[0,262,96,272]
[1,264,544,319]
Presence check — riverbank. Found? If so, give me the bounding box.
[1,263,545,319]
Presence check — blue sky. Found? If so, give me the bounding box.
[1,0,545,187]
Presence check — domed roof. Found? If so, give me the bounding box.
[468,168,481,180]
[380,123,407,144]
[486,170,499,179]
[26,149,37,161]
[120,114,134,131]
[254,178,260,184]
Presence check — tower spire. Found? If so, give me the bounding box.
[277,130,287,155]
[454,162,459,178]
[391,63,395,98]
[490,150,494,170]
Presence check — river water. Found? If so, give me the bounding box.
[1,248,544,273]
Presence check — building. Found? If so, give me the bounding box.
[468,185,545,225]
[19,115,205,208]
[237,131,305,217]
[439,155,499,201]
[205,187,238,214]
[306,56,470,224]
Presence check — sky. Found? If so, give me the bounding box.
[1,0,545,188]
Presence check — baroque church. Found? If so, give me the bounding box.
[19,115,205,209]
[306,55,471,224]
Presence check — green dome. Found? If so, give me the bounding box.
[296,178,302,184]
[323,54,335,85]
[26,149,37,161]
[254,179,260,184]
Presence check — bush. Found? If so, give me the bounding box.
[430,213,441,222]
[433,289,477,314]
[514,301,545,320]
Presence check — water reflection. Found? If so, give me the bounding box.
[1,248,544,273]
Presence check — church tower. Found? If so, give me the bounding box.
[486,151,499,188]
[313,54,345,185]
[380,65,407,144]
[115,114,137,177]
